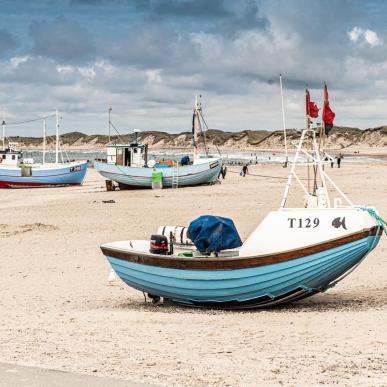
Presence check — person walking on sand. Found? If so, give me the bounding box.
[337,154,343,168]
[241,164,248,177]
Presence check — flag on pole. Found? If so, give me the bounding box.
[323,84,336,135]
[306,89,319,118]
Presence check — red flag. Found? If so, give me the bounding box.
[322,84,335,125]
[306,89,319,118]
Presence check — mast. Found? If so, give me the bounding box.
[55,109,59,164]
[43,118,46,164]
[108,106,112,143]
[279,74,288,166]
[1,119,5,150]
[192,95,199,159]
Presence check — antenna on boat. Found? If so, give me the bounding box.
[55,109,59,164]
[133,128,141,145]
[108,106,112,143]
[279,74,288,166]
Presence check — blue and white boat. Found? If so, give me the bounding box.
[100,90,385,309]
[94,97,223,189]
[0,112,88,188]
[101,206,383,309]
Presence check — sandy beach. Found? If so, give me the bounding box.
[1,161,386,386]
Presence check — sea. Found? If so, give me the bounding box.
[21,149,385,166]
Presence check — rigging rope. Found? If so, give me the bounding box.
[5,114,56,126]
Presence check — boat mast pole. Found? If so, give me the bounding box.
[192,95,198,160]
[43,118,46,164]
[108,107,112,143]
[55,109,59,164]
[1,119,5,150]
[280,74,288,166]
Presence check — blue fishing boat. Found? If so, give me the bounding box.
[94,97,223,189]
[94,152,221,189]
[101,86,385,309]
[0,112,88,188]
[101,207,384,309]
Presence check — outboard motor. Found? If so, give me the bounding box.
[150,234,169,255]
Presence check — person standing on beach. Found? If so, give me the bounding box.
[241,164,248,177]
[337,154,343,168]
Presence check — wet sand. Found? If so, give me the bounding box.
[0,162,386,386]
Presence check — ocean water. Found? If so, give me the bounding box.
[21,149,384,166]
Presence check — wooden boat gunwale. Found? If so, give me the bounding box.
[101,226,381,271]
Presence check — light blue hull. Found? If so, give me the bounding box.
[106,233,380,308]
[0,161,88,188]
[94,159,222,188]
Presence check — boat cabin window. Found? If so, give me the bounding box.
[12,155,15,160]
[2,155,5,159]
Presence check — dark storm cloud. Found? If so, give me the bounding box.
[29,17,95,61]
[99,22,200,69]
[135,0,231,18]
[0,28,18,57]
[1,0,387,133]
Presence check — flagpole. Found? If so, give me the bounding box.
[320,82,326,153]
[279,74,288,166]
[305,87,311,193]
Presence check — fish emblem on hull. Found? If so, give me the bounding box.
[332,217,347,230]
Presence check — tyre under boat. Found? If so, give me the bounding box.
[102,226,382,309]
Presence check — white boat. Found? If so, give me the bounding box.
[0,112,87,188]
[94,96,223,189]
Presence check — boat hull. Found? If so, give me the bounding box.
[102,227,382,309]
[93,159,222,188]
[0,161,88,188]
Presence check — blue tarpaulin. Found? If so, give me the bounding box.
[187,215,242,253]
[180,155,190,166]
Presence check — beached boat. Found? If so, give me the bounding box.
[101,86,385,309]
[94,97,223,189]
[0,112,88,188]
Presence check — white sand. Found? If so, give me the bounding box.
[0,162,386,386]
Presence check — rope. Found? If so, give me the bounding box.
[356,206,387,235]
[227,169,309,181]
[324,206,385,291]
[6,114,56,126]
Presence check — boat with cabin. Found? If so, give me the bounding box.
[0,112,88,188]
[100,85,385,309]
[94,97,223,189]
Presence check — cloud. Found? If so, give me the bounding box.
[348,26,383,47]
[0,28,18,57]
[29,17,95,61]
[136,0,231,18]
[2,0,387,133]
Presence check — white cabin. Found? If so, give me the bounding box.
[107,143,148,167]
[0,147,22,167]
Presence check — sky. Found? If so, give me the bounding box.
[1,0,387,136]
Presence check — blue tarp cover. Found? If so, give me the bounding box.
[187,215,242,253]
[180,155,190,166]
